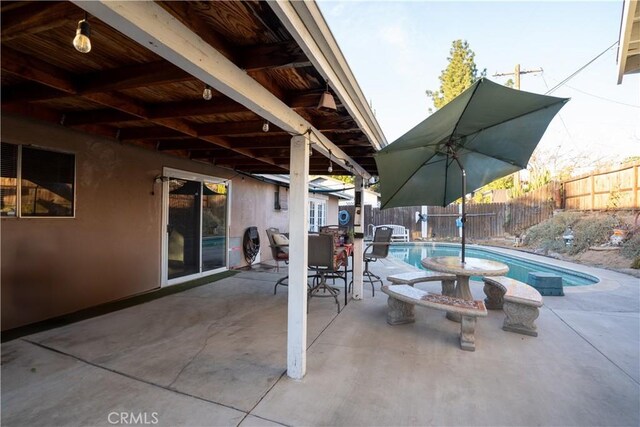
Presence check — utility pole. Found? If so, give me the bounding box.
[493,64,543,90]
[493,64,543,192]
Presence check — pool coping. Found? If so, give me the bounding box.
[389,242,634,293]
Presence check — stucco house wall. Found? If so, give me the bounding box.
[1,114,338,330]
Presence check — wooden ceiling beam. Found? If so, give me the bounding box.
[57,89,324,126]
[148,98,250,120]
[1,1,78,42]
[226,135,292,149]
[1,83,69,106]
[79,61,192,93]
[2,102,119,141]
[70,1,373,175]
[1,47,77,94]
[157,139,225,151]
[157,1,236,62]
[196,120,285,136]
[1,47,278,167]
[239,41,311,72]
[307,115,360,132]
[62,109,139,126]
[213,158,288,166]
[118,127,186,141]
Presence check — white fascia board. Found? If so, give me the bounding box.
[618,0,639,83]
[72,1,370,179]
[268,0,387,151]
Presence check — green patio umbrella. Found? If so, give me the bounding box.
[375,78,568,262]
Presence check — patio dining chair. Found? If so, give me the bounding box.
[351,226,393,297]
[320,225,350,287]
[266,227,290,294]
[307,233,346,313]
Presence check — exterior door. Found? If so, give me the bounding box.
[163,169,229,285]
[167,178,201,280]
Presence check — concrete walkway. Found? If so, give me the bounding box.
[2,248,639,426]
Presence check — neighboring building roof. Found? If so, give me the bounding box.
[618,0,640,83]
[255,174,352,200]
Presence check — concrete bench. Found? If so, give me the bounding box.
[381,284,487,351]
[482,276,544,337]
[387,271,456,297]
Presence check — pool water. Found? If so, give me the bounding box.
[389,243,598,286]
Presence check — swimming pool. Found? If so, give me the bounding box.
[389,243,598,286]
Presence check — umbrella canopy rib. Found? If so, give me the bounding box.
[381,151,442,209]
[446,81,483,150]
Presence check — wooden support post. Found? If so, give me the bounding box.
[287,134,309,379]
[352,175,364,300]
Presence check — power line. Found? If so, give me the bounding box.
[545,41,618,95]
[563,84,640,108]
[541,73,573,140]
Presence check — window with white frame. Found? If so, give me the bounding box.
[308,198,327,232]
[1,143,75,217]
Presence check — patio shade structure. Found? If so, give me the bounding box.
[375,78,568,262]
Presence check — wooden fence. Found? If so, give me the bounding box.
[343,183,557,241]
[562,161,639,210]
[339,163,640,241]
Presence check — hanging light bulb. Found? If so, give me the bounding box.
[202,85,213,101]
[262,120,269,133]
[327,150,333,173]
[73,13,92,54]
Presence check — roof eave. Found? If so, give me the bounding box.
[268,0,388,151]
[617,0,640,84]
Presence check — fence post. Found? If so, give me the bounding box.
[634,164,638,209]
[590,175,595,211]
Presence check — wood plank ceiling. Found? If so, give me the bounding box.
[0,1,379,175]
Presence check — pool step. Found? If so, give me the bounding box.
[527,272,564,296]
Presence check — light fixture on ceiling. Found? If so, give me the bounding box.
[327,150,333,173]
[202,85,213,101]
[262,120,269,132]
[317,81,337,111]
[73,13,92,54]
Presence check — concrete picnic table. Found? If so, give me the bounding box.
[421,256,509,322]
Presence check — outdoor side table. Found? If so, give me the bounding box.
[421,256,509,322]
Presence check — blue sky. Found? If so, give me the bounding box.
[318,1,640,171]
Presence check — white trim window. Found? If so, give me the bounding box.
[308,197,327,232]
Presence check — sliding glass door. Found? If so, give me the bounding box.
[163,169,229,285]
[202,182,227,271]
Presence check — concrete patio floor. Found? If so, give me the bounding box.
[2,248,639,426]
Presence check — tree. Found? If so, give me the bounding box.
[426,40,486,110]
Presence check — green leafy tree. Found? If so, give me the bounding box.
[333,175,354,185]
[426,40,486,110]
[472,175,513,203]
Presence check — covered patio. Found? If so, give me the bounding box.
[1,0,386,380]
[2,253,638,426]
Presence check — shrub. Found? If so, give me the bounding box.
[630,257,640,269]
[567,215,619,255]
[621,231,640,259]
[523,211,582,254]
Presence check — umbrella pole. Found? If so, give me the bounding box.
[454,156,466,264]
